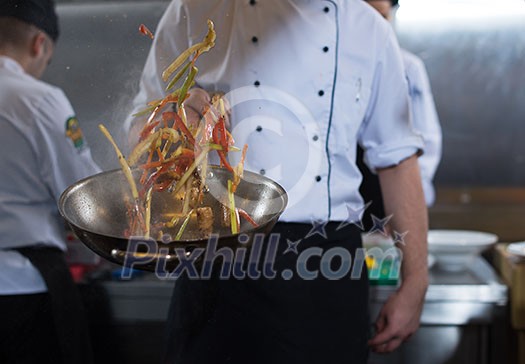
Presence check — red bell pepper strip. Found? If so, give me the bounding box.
[139,24,154,40]
[237,208,258,227]
[163,111,195,147]
[139,120,160,143]
[140,158,180,197]
[153,179,172,192]
[212,118,234,172]
[140,148,155,184]
[217,117,229,152]
[197,106,215,145]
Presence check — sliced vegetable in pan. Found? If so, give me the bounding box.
[100,20,257,240]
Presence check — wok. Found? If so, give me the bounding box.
[59,166,287,272]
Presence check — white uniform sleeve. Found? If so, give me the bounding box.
[357,31,424,171]
[124,1,190,145]
[404,53,442,205]
[33,89,101,201]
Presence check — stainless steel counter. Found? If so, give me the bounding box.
[368,257,508,364]
[98,276,174,322]
[370,256,508,325]
[102,256,507,320]
[98,256,508,363]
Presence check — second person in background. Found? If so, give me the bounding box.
[358,0,442,230]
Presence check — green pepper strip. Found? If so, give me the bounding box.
[166,61,191,91]
[177,65,198,104]
[175,209,194,240]
[133,104,157,118]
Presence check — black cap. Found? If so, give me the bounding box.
[0,0,59,42]
[364,0,399,7]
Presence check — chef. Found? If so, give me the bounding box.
[127,0,429,362]
[0,1,100,363]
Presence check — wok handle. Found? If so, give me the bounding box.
[110,248,178,261]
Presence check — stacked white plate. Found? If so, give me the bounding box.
[506,242,525,260]
[427,230,498,272]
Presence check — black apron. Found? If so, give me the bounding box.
[16,246,94,364]
[163,223,370,364]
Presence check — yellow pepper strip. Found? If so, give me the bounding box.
[162,20,216,82]
[219,98,226,118]
[144,187,153,239]
[182,177,192,215]
[228,180,238,234]
[128,130,161,166]
[233,144,248,192]
[206,143,240,152]
[128,128,180,166]
[171,146,210,196]
[99,124,139,200]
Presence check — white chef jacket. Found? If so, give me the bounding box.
[127,0,424,223]
[0,56,101,294]
[402,49,442,206]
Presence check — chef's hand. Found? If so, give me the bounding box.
[368,276,427,353]
[185,88,230,129]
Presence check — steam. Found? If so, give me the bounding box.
[86,64,145,171]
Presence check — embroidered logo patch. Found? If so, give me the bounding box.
[65,116,84,150]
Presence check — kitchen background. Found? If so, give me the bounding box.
[41,0,525,363]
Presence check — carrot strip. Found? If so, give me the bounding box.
[139,24,154,40]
